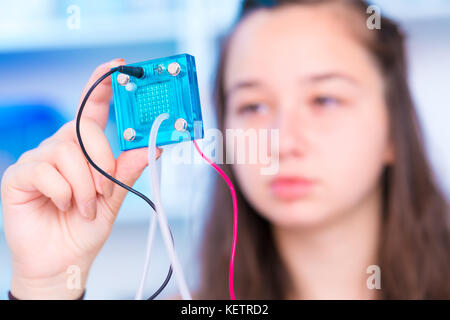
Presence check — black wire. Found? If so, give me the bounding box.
[75,67,173,300]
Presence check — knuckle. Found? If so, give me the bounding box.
[58,121,77,141]
[37,137,54,148]
[0,166,14,200]
[79,116,98,131]
[32,162,50,179]
[17,149,35,163]
[55,140,79,161]
[1,164,15,188]
[61,120,76,134]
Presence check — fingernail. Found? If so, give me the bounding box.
[84,198,97,219]
[102,179,113,198]
[110,58,125,65]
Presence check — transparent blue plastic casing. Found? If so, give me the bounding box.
[111,53,204,151]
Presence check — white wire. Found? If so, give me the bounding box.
[135,212,157,300]
[135,143,163,300]
[144,113,192,300]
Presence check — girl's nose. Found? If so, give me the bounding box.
[275,103,309,160]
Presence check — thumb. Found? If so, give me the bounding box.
[106,147,163,215]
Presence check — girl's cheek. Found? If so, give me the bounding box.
[326,125,388,191]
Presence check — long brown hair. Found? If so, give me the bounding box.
[196,0,450,299]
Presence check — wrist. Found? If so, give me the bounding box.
[11,269,88,300]
[8,289,85,300]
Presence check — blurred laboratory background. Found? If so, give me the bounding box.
[0,0,449,299]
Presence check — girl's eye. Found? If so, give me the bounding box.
[238,103,269,115]
[311,95,342,107]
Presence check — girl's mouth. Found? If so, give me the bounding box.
[270,176,315,201]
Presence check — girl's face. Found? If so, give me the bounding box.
[224,5,393,228]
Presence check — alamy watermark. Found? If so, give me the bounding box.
[66,5,81,30]
[366,5,381,30]
[66,264,81,290]
[366,265,381,290]
[168,123,280,176]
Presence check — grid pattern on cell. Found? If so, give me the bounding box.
[136,81,171,125]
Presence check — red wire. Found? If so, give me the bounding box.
[193,140,238,300]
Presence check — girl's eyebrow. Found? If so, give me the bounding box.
[300,72,359,86]
[225,72,359,99]
[225,80,263,100]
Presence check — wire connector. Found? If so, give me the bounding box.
[116,65,145,78]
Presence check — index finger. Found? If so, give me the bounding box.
[76,58,126,129]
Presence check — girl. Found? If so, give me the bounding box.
[2,0,449,299]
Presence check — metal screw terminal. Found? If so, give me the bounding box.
[125,82,137,92]
[117,73,130,86]
[174,118,187,132]
[123,128,136,141]
[168,62,181,76]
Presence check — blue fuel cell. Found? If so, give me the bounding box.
[111,53,204,151]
